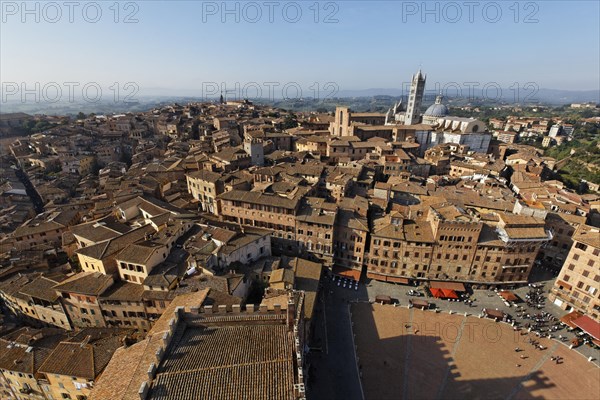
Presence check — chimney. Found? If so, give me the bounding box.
[138,381,149,400]
[162,332,170,348]
[155,347,164,364]
[80,335,91,348]
[168,318,176,332]
[147,363,156,380]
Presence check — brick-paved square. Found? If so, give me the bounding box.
[351,303,600,400]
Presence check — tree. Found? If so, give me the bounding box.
[282,112,298,130]
[76,112,86,120]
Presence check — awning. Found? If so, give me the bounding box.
[559,311,583,328]
[366,272,408,284]
[430,281,466,292]
[386,276,409,284]
[375,295,392,304]
[367,272,387,281]
[573,315,600,340]
[484,308,505,319]
[410,299,430,308]
[499,291,519,302]
[441,289,459,299]
[429,287,458,299]
[334,266,361,281]
[556,280,572,291]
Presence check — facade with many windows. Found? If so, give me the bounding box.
[550,224,600,321]
[366,206,551,285]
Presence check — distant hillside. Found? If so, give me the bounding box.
[334,88,599,105]
[0,87,598,116]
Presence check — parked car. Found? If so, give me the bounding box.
[408,290,424,297]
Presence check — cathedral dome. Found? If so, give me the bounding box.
[424,95,448,117]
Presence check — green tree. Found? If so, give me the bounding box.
[282,112,298,130]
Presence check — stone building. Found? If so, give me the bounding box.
[38,328,131,400]
[19,276,72,331]
[0,327,67,400]
[53,272,114,328]
[366,205,551,286]
[550,224,600,321]
[295,197,337,265]
[185,170,225,215]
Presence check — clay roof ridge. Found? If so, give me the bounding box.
[157,357,293,378]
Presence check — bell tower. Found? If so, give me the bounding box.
[404,69,426,125]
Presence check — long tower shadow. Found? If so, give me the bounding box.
[349,302,598,400]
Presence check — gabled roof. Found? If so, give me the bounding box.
[13,220,65,238]
[38,328,130,380]
[0,328,67,374]
[71,216,131,244]
[53,272,113,296]
[186,169,223,183]
[218,189,302,210]
[19,276,63,302]
[115,242,165,265]
[75,224,156,260]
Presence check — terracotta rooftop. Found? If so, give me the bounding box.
[148,321,295,400]
[0,327,67,374]
[71,216,131,244]
[186,169,223,183]
[219,189,302,210]
[573,224,600,249]
[38,328,131,380]
[19,276,63,302]
[52,272,113,296]
[75,224,156,260]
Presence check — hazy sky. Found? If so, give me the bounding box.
[1,0,599,99]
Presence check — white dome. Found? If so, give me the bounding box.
[424,95,448,117]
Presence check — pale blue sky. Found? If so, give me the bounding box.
[1,0,599,97]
